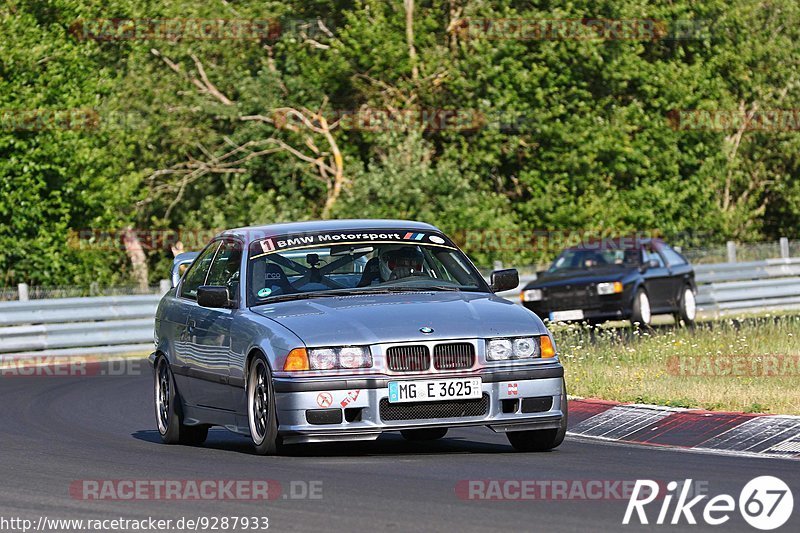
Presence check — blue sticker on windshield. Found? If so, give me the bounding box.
[257,288,272,298]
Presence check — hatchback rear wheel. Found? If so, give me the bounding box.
[675,286,697,326]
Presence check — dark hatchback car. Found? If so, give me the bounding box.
[520,238,696,326]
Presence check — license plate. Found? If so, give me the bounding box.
[549,309,584,321]
[388,378,482,403]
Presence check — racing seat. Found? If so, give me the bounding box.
[263,263,297,295]
[356,258,381,287]
[251,261,296,300]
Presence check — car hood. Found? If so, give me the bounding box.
[526,267,636,289]
[251,292,546,346]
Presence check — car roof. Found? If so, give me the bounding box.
[218,219,440,241]
[565,237,666,251]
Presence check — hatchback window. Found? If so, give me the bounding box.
[661,246,687,266]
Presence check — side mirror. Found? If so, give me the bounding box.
[640,259,659,273]
[197,286,231,308]
[490,268,519,292]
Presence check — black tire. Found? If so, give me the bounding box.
[401,428,448,441]
[154,356,209,445]
[506,379,568,452]
[247,355,280,455]
[630,289,652,327]
[674,286,697,326]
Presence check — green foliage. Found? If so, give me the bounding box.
[2,0,799,287]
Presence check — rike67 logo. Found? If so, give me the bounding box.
[623,476,793,530]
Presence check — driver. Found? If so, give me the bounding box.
[378,246,425,281]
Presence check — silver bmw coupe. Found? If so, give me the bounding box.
[150,220,567,454]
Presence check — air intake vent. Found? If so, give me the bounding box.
[433,343,475,370]
[386,345,430,372]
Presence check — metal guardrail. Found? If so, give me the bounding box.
[694,258,800,315]
[0,295,160,357]
[1,258,799,358]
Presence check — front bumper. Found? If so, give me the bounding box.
[272,364,565,444]
[523,301,631,322]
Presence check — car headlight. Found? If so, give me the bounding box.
[308,348,338,370]
[306,346,373,370]
[338,346,372,369]
[486,337,541,360]
[521,289,543,302]
[597,281,623,295]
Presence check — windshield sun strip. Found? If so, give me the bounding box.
[249,239,457,260]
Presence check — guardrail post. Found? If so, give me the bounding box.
[780,237,790,259]
[726,241,737,263]
[159,279,171,294]
[17,283,29,301]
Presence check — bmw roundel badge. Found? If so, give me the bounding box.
[420,326,434,334]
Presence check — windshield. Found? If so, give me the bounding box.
[246,230,487,305]
[548,248,642,272]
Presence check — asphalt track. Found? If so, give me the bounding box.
[1,362,798,532]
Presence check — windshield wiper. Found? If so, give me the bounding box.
[253,289,364,304]
[251,284,476,306]
[389,285,461,291]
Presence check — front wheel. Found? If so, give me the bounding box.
[401,428,448,441]
[675,286,697,326]
[247,356,280,455]
[630,289,652,327]
[507,380,568,452]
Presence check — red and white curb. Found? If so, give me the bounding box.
[567,398,800,459]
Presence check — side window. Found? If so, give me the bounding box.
[180,242,221,300]
[646,248,665,268]
[661,246,687,267]
[206,240,243,300]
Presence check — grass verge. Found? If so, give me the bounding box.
[553,314,800,415]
